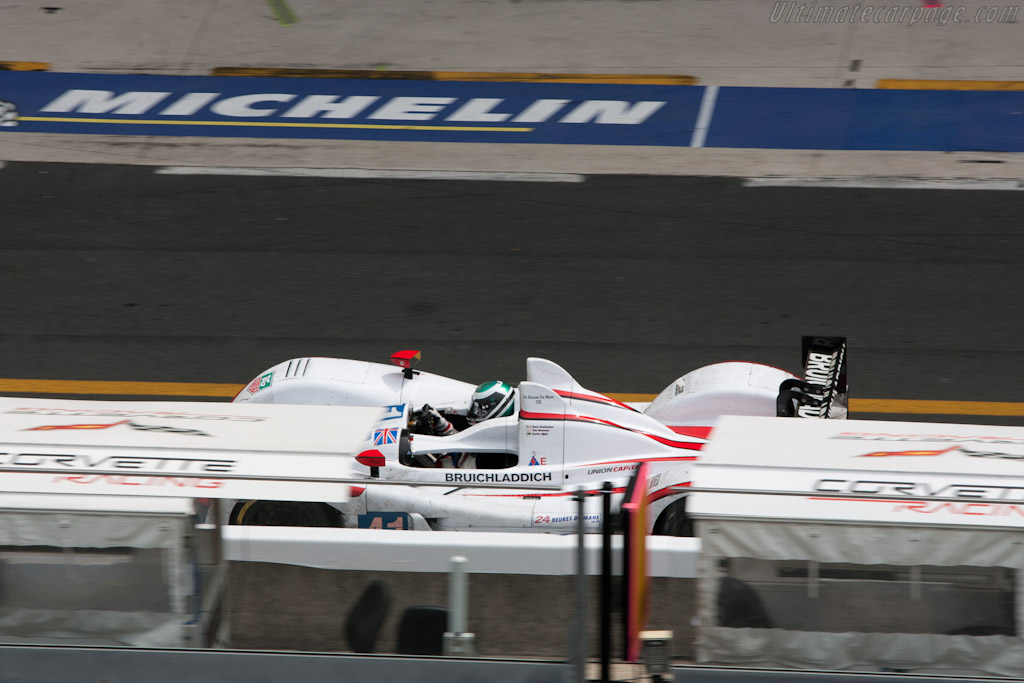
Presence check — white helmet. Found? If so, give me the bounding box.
[467,381,516,424]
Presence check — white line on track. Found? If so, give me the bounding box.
[689,85,719,148]
[156,167,586,183]
[744,177,1024,191]
[0,161,6,170]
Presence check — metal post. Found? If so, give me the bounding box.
[571,488,587,683]
[449,555,467,634]
[600,481,613,683]
[443,555,475,656]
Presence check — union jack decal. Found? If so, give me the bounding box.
[373,428,399,446]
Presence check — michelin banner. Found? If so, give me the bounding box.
[1,72,1022,151]
[0,71,700,146]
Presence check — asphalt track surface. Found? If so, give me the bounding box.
[0,161,1020,424]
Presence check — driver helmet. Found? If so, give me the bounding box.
[467,381,516,424]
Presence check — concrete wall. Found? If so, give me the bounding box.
[229,561,696,659]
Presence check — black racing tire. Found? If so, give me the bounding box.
[230,500,339,527]
[652,498,694,537]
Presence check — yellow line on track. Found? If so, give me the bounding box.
[0,380,1020,417]
[19,116,533,133]
[608,395,1024,417]
[849,399,1024,417]
[0,61,49,71]
[877,79,1024,91]
[211,67,698,85]
[0,379,240,398]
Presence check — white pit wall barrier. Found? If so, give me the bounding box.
[224,527,699,578]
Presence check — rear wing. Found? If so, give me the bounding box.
[0,397,382,502]
[776,336,847,419]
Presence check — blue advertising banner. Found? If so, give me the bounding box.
[707,87,1024,152]
[1,72,1022,151]
[0,72,701,146]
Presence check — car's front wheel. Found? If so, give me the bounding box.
[230,500,339,526]
[652,498,694,537]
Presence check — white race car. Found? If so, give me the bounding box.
[228,337,846,535]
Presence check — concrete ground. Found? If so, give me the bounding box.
[3,135,1024,179]
[1,0,1021,87]
[2,1,1022,176]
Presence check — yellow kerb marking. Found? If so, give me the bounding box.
[0,380,241,398]
[211,67,697,85]
[0,61,49,71]
[877,79,1024,91]
[0,380,1019,416]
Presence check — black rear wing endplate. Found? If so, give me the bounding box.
[777,336,848,419]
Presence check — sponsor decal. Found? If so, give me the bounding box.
[813,478,1024,502]
[0,451,235,474]
[810,496,1024,518]
[372,427,399,446]
[859,446,1024,462]
[380,404,405,421]
[51,474,225,489]
[834,432,1024,445]
[859,446,958,458]
[528,455,547,466]
[245,371,273,394]
[0,73,716,146]
[891,502,1024,517]
[24,419,211,437]
[445,471,553,483]
[535,513,601,525]
[586,463,639,476]
[38,89,666,126]
[0,99,18,127]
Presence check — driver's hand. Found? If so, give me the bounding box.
[420,404,442,426]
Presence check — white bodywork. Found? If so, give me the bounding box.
[234,355,799,533]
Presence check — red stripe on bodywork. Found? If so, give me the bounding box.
[667,425,713,440]
[466,486,629,498]
[521,411,704,451]
[555,390,638,412]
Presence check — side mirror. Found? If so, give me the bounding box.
[356,449,386,478]
[390,350,422,379]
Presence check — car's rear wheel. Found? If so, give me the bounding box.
[230,500,338,527]
[652,498,694,537]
